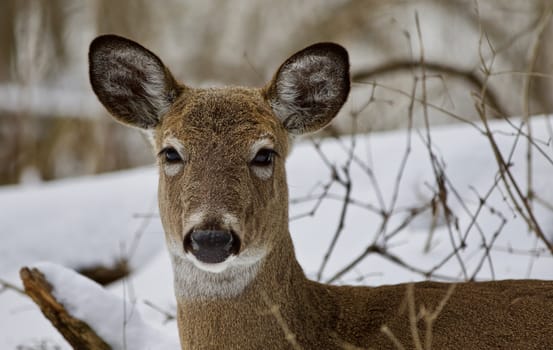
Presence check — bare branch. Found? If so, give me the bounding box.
[353,61,506,118]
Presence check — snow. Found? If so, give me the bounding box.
[1,115,553,348]
[0,167,163,275]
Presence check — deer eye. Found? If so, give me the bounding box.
[161,147,182,163]
[251,149,275,166]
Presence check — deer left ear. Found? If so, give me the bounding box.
[264,43,350,135]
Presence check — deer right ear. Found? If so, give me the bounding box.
[264,43,350,135]
[89,35,182,129]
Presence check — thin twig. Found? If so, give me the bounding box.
[381,325,406,350]
[521,5,553,221]
[406,283,423,350]
[415,11,467,279]
[421,284,456,350]
[260,291,302,350]
[143,300,176,324]
[0,277,25,295]
[317,153,354,280]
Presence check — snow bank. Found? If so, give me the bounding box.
[1,115,552,348]
[0,167,163,276]
[34,262,179,350]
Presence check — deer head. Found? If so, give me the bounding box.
[89,35,349,299]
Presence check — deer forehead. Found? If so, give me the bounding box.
[155,87,288,156]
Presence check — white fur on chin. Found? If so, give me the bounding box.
[171,248,267,300]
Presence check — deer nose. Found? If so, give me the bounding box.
[185,230,240,264]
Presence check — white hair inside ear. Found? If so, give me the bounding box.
[265,43,350,135]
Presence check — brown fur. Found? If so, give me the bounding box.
[89,35,553,349]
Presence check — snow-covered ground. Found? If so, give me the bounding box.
[1,116,552,349]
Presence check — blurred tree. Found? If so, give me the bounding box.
[1,0,553,184]
[94,0,154,42]
[0,0,15,81]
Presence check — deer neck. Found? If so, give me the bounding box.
[174,232,338,349]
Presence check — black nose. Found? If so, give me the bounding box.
[184,230,240,264]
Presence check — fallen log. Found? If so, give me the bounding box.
[20,267,111,350]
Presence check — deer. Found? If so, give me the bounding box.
[89,34,553,349]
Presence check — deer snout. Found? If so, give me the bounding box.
[184,230,241,264]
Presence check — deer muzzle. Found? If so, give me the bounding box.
[184,230,241,264]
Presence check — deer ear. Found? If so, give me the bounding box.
[264,43,350,135]
[89,35,182,129]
